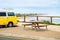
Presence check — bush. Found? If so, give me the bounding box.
[40,20,50,24]
[17,20,20,22]
[40,20,60,25]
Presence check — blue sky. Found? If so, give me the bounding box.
[0,0,60,16]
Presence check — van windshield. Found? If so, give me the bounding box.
[0,12,6,16]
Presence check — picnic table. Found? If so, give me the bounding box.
[23,21,48,30]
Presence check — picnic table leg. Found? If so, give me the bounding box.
[46,25,48,30]
[24,25,25,29]
[32,24,36,30]
[38,26,40,30]
[35,27,37,30]
[31,26,34,30]
[36,23,40,30]
[32,23,36,30]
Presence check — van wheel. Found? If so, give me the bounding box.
[7,22,13,27]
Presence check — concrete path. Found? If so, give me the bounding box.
[0,38,16,40]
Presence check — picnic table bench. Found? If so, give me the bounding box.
[23,23,32,28]
[34,24,48,30]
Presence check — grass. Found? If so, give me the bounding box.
[17,20,20,22]
[0,36,17,38]
[0,36,60,40]
[39,21,60,26]
[17,38,34,40]
[17,20,24,22]
[0,36,36,40]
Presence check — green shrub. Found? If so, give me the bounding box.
[40,20,50,24]
[17,20,20,22]
[40,20,60,25]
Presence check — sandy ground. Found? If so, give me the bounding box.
[0,22,60,40]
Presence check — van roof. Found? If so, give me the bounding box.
[0,9,13,12]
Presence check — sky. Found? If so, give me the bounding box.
[0,0,60,16]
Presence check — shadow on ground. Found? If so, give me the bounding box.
[0,25,18,28]
[24,28,48,32]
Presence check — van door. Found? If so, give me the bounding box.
[0,12,7,25]
[7,12,17,24]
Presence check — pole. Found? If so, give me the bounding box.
[50,16,52,24]
[24,15,26,22]
[37,16,38,21]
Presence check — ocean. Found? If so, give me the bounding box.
[17,17,60,24]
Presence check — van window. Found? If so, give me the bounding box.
[8,12,15,16]
[0,12,6,16]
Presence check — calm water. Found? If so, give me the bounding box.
[17,17,60,24]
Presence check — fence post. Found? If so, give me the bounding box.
[37,16,38,21]
[24,15,26,22]
[50,16,52,24]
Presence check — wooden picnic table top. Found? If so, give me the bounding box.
[24,21,48,26]
[25,21,40,23]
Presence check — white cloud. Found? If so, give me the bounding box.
[0,0,57,7]
[0,0,59,16]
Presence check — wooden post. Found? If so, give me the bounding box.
[50,16,52,24]
[24,15,26,22]
[37,16,38,21]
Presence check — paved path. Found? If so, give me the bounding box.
[0,38,16,40]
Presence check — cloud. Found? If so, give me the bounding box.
[0,0,59,16]
[0,0,57,8]
[13,7,56,13]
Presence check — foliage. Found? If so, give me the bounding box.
[17,20,20,22]
[40,20,50,24]
[40,20,60,25]
[16,13,44,17]
[0,36,36,40]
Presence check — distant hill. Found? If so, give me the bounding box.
[16,13,45,17]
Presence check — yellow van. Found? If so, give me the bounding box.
[0,11,17,27]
